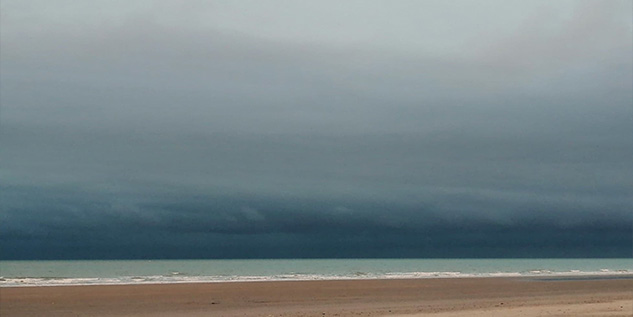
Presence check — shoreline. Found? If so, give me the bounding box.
[2,277,632,316]
[2,272,633,288]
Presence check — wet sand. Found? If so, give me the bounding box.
[1,277,632,316]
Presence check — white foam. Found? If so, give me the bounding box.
[1,269,630,287]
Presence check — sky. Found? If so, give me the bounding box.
[1,0,632,259]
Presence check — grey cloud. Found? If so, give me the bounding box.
[1,0,631,259]
[2,184,631,259]
[477,0,632,74]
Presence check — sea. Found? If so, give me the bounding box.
[1,258,631,287]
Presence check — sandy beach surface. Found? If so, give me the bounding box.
[1,277,632,316]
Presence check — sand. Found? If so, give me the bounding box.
[1,277,632,316]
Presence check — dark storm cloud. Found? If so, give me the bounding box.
[1,0,631,259]
[2,184,631,259]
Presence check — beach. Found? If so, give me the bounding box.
[2,277,631,316]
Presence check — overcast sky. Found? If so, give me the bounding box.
[1,0,632,259]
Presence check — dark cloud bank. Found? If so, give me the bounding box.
[1,0,632,259]
[2,183,631,259]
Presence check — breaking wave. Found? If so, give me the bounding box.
[2,269,631,287]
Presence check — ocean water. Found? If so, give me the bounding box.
[1,258,631,287]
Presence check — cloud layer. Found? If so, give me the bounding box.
[1,0,631,259]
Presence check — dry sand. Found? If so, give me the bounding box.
[1,277,631,316]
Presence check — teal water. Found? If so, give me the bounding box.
[1,258,631,287]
